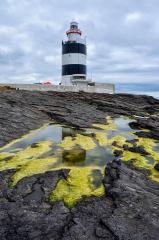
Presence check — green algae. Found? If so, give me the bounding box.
[0,116,159,208]
[110,135,128,147]
[11,156,58,186]
[121,149,159,183]
[59,134,96,151]
[136,137,159,162]
[118,136,159,182]
[58,136,75,150]
[50,167,105,208]
[95,132,109,147]
[0,141,53,172]
[149,168,159,182]
[75,134,96,150]
[0,152,15,161]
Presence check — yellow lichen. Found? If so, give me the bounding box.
[121,150,159,182]
[58,136,75,150]
[0,152,15,161]
[16,141,53,159]
[0,141,53,172]
[50,167,104,208]
[109,135,127,147]
[75,134,96,150]
[11,157,58,186]
[59,134,96,151]
[149,168,159,182]
[95,132,109,147]
[121,151,151,167]
[135,137,159,162]
[136,137,156,150]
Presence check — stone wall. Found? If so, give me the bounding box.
[0,83,115,94]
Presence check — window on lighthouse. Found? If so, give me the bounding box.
[71,24,77,29]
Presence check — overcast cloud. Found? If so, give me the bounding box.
[0,0,159,84]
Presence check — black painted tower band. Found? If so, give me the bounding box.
[62,42,87,55]
[62,64,86,76]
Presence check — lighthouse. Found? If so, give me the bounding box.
[61,21,89,86]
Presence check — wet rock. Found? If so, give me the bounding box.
[136,130,159,140]
[129,121,143,130]
[154,163,159,171]
[133,117,159,130]
[126,139,138,144]
[0,169,70,239]
[103,160,159,240]
[30,143,39,148]
[127,145,149,155]
[123,144,129,150]
[130,116,159,140]
[113,149,123,157]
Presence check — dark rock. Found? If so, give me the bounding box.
[0,159,159,239]
[0,91,159,146]
[129,121,143,130]
[102,160,159,240]
[126,139,138,144]
[30,143,39,148]
[136,130,159,140]
[123,144,129,150]
[127,145,149,155]
[154,163,159,171]
[113,149,123,157]
[130,116,159,140]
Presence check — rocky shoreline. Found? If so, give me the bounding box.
[0,90,159,146]
[0,90,159,239]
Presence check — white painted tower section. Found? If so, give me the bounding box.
[62,54,86,66]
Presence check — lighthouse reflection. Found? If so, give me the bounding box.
[61,127,86,165]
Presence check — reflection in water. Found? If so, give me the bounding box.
[0,117,159,207]
[62,148,86,164]
[62,127,86,164]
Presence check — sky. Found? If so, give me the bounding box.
[0,0,159,86]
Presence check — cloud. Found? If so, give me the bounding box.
[125,12,143,23]
[0,0,158,87]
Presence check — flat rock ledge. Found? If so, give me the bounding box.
[0,90,159,147]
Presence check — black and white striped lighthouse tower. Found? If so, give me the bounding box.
[61,21,87,86]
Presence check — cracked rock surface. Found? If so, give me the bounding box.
[0,161,159,239]
[0,90,159,239]
[0,90,159,147]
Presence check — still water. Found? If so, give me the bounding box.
[0,117,136,167]
[0,117,158,207]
